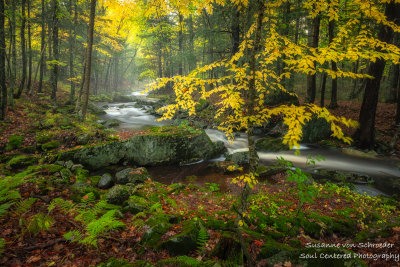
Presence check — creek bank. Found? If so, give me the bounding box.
[58,126,225,170]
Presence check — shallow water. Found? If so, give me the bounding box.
[98,91,400,196]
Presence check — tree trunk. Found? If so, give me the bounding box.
[348,60,359,99]
[231,9,240,56]
[328,19,338,109]
[9,0,16,107]
[27,1,32,93]
[320,72,327,107]
[69,0,77,103]
[50,0,58,105]
[188,15,195,72]
[15,0,26,99]
[396,79,400,124]
[178,14,183,75]
[38,0,46,93]
[391,63,400,103]
[79,0,96,120]
[355,2,400,149]
[305,15,320,103]
[0,0,6,119]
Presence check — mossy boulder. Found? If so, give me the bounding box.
[257,238,294,259]
[123,195,149,214]
[71,181,99,198]
[41,140,60,151]
[102,119,121,128]
[255,137,289,152]
[20,146,36,153]
[106,185,130,205]
[27,164,63,174]
[88,102,106,115]
[266,247,367,267]
[342,147,378,159]
[116,167,150,185]
[58,126,220,170]
[213,161,240,173]
[59,168,73,181]
[5,136,24,151]
[211,231,243,265]
[256,165,286,179]
[301,117,332,143]
[225,151,249,165]
[6,155,38,169]
[98,173,114,189]
[159,220,201,256]
[89,175,101,185]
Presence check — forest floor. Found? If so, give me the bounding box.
[0,88,399,266]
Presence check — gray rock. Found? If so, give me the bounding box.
[102,119,121,128]
[106,185,130,205]
[302,117,332,143]
[255,137,289,152]
[71,164,84,171]
[77,134,92,145]
[59,168,73,181]
[225,151,250,165]
[65,160,74,170]
[98,173,114,189]
[71,181,98,197]
[88,102,106,115]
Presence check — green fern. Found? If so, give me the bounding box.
[196,226,209,254]
[0,238,5,255]
[0,172,30,217]
[21,213,54,236]
[50,198,125,247]
[13,198,37,216]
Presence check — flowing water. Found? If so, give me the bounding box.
[98,91,400,196]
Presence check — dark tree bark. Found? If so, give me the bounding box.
[38,0,46,93]
[396,80,400,124]
[50,0,59,104]
[320,72,327,107]
[15,0,26,99]
[391,63,400,103]
[231,9,240,56]
[0,0,6,119]
[9,0,16,106]
[69,0,77,102]
[328,19,338,109]
[305,15,320,103]
[79,0,97,120]
[355,2,400,149]
[188,14,195,72]
[27,1,32,93]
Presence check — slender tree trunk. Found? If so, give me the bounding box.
[38,0,46,93]
[69,0,77,102]
[348,60,359,99]
[104,58,111,92]
[396,80,400,124]
[178,14,183,75]
[0,0,6,119]
[305,15,320,103]
[188,15,195,72]
[80,0,96,120]
[9,0,16,107]
[15,0,26,99]
[328,19,338,108]
[320,72,327,107]
[27,1,32,93]
[231,9,240,56]
[391,63,400,103]
[50,0,59,105]
[355,2,400,149]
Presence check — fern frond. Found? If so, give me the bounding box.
[13,198,37,216]
[48,198,77,215]
[0,238,5,255]
[64,230,84,242]
[25,213,54,236]
[196,226,209,254]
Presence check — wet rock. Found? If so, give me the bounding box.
[115,167,150,185]
[213,141,226,155]
[101,119,121,128]
[88,102,106,115]
[374,176,400,196]
[256,165,286,180]
[342,147,378,159]
[213,161,240,173]
[225,151,249,165]
[106,185,130,205]
[98,173,114,189]
[255,137,289,152]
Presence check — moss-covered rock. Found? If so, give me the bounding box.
[116,167,151,185]
[102,119,121,128]
[342,147,378,159]
[71,181,99,198]
[211,231,243,265]
[225,151,249,165]
[258,238,294,259]
[6,155,38,169]
[98,173,114,189]
[106,185,130,205]
[5,136,24,151]
[89,175,101,185]
[41,140,60,151]
[88,102,106,115]
[20,146,36,153]
[256,165,286,179]
[58,126,220,170]
[27,164,63,173]
[255,137,289,152]
[75,168,89,182]
[59,168,74,181]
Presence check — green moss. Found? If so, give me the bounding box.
[75,168,90,182]
[6,136,23,151]
[258,238,294,259]
[27,164,63,173]
[96,257,133,267]
[6,155,38,169]
[89,175,101,185]
[41,141,61,151]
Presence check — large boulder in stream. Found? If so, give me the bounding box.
[58,126,224,170]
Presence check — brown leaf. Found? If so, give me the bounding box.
[26,255,41,263]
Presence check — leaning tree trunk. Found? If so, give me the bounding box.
[355,2,400,149]
[0,0,6,119]
[50,0,58,105]
[79,0,96,120]
[15,0,26,99]
[305,15,320,103]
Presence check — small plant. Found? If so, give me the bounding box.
[0,171,31,217]
[0,238,5,255]
[196,225,209,254]
[20,213,54,236]
[205,182,220,192]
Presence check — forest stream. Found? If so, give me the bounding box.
[99,92,400,197]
